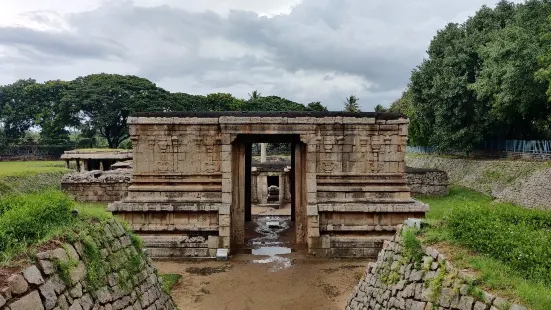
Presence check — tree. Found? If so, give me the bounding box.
[343,95,361,112]
[0,79,37,143]
[171,93,207,111]
[374,104,387,113]
[62,74,173,148]
[24,80,75,145]
[248,90,262,101]
[306,101,328,112]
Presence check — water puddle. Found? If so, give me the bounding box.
[252,247,292,256]
[248,216,293,272]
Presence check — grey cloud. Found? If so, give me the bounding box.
[0,26,125,62]
[0,0,516,110]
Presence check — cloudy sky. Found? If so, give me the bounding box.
[0,0,520,111]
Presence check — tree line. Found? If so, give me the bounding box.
[390,0,551,152]
[0,74,327,148]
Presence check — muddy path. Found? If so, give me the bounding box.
[154,215,371,310]
[156,258,367,310]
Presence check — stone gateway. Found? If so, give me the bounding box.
[108,112,428,258]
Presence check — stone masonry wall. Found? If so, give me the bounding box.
[406,155,551,209]
[0,219,175,310]
[346,224,526,310]
[405,167,449,197]
[61,170,130,203]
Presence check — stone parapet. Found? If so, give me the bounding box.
[346,223,527,310]
[0,219,176,310]
[61,170,131,203]
[406,167,449,196]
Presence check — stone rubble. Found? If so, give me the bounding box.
[0,219,176,310]
[346,224,527,310]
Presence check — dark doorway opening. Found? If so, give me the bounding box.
[267,176,279,187]
[232,134,306,252]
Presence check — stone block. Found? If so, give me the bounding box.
[39,279,57,310]
[8,274,28,295]
[9,290,44,310]
[207,236,219,249]
[218,204,230,214]
[23,265,44,285]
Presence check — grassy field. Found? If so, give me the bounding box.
[418,186,551,310]
[0,161,71,195]
[0,161,69,177]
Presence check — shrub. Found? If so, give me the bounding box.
[0,190,75,261]
[446,203,551,284]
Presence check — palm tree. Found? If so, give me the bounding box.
[248,90,262,100]
[343,95,361,112]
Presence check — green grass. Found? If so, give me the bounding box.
[160,274,182,293]
[0,161,71,195]
[0,161,69,177]
[0,190,76,263]
[0,191,113,265]
[75,202,111,220]
[418,186,551,310]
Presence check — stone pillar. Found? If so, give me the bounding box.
[65,160,70,169]
[76,160,81,172]
[260,143,267,163]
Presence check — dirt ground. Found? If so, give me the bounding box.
[155,254,370,310]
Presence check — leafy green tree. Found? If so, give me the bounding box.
[343,95,361,112]
[24,80,74,145]
[171,93,207,111]
[305,101,328,112]
[205,93,245,111]
[0,79,37,142]
[62,74,173,148]
[472,0,551,140]
[374,104,387,113]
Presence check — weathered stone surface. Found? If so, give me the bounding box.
[23,265,45,285]
[40,279,58,310]
[406,155,551,210]
[8,274,28,295]
[345,223,523,310]
[52,248,70,262]
[39,259,56,275]
[107,112,426,258]
[9,290,44,310]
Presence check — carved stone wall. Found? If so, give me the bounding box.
[405,167,449,197]
[61,170,131,202]
[108,112,428,258]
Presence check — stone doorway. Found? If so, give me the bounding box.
[230,134,308,252]
[108,111,428,259]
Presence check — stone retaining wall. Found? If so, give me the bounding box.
[406,155,551,209]
[405,167,449,196]
[0,219,175,310]
[61,170,130,203]
[346,224,526,310]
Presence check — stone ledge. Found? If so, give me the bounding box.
[345,220,528,310]
[318,201,429,213]
[107,201,222,212]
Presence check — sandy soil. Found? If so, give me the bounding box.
[155,255,369,310]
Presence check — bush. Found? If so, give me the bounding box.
[446,203,551,284]
[0,190,75,261]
